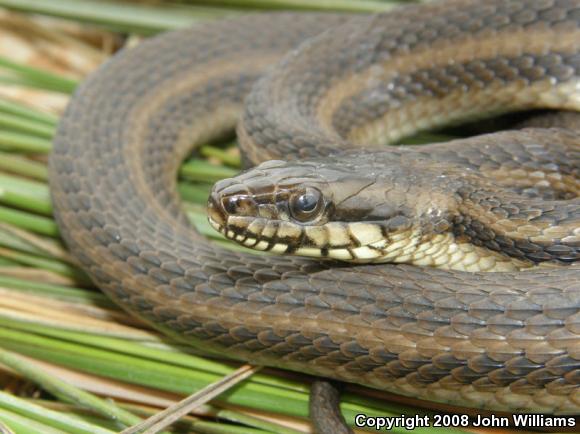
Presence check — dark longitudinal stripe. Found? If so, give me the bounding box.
[331,52,580,140]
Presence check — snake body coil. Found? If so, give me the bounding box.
[50,0,579,414]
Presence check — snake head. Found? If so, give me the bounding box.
[208,153,458,263]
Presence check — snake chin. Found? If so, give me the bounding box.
[210,211,533,271]
[208,199,534,271]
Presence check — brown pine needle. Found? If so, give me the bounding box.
[121,364,262,434]
[0,290,155,337]
[0,266,77,286]
[0,221,75,264]
[0,356,183,409]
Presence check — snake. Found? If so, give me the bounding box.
[48,0,580,427]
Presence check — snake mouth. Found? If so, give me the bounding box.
[208,213,273,249]
[207,194,227,228]
[207,195,260,246]
[207,215,224,233]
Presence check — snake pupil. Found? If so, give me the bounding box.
[298,194,317,212]
[290,188,323,222]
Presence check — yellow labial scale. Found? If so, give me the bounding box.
[226,230,235,239]
[326,222,350,246]
[261,223,277,239]
[228,216,252,230]
[254,241,269,251]
[270,243,288,254]
[243,238,256,246]
[295,247,322,257]
[277,221,301,239]
[305,225,329,246]
[247,219,265,236]
[235,234,245,242]
[329,248,353,260]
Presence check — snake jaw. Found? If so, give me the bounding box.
[207,214,223,233]
[207,194,227,230]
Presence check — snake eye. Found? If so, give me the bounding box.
[290,188,323,222]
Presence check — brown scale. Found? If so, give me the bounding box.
[50,0,579,420]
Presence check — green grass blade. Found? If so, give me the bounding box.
[0,407,65,434]
[0,112,55,139]
[0,0,231,34]
[0,206,59,237]
[0,389,116,434]
[198,0,397,12]
[0,326,463,433]
[0,56,78,94]
[0,99,58,126]
[0,174,49,200]
[0,247,88,281]
[199,144,241,167]
[0,190,52,215]
[0,131,52,153]
[180,159,238,182]
[0,152,49,181]
[0,275,109,304]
